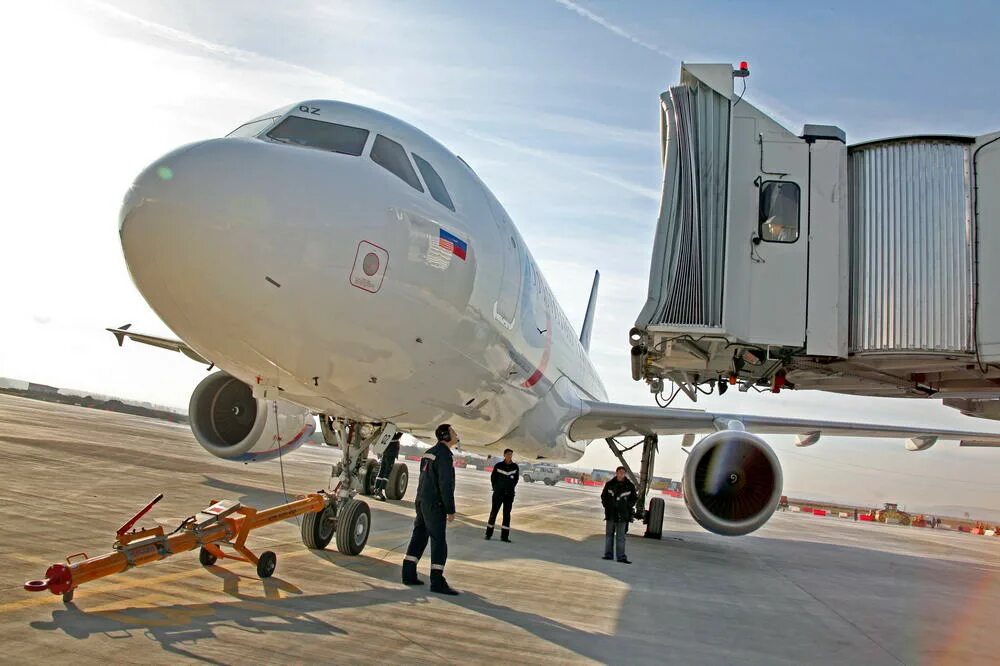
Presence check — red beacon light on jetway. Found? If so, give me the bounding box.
[734,61,750,78]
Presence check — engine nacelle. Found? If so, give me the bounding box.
[682,430,783,536]
[188,371,315,462]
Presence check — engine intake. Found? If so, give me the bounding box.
[189,371,314,462]
[682,430,783,536]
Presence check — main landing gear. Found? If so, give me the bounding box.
[303,418,400,556]
[606,434,664,539]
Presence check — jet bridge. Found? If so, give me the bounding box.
[631,62,1000,422]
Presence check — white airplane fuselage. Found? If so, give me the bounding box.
[120,101,606,461]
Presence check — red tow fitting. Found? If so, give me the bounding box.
[24,563,73,595]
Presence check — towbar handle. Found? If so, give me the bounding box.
[117,493,164,536]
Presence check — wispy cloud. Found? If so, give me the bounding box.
[85,0,419,118]
[552,0,682,61]
[465,129,660,201]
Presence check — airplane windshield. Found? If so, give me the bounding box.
[266,116,369,156]
[226,116,278,138]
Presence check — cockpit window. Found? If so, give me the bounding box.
[266,116,369,156]
[226,116,278,138]
[370,135,423,192]
[412,153,455,211]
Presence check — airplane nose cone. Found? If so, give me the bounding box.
[119,139,299,344]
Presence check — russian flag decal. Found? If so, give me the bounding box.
[438,229,468,261]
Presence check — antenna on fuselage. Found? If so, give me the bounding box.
[580,270,600,353]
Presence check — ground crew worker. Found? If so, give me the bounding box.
[373,431,403,501]
[601,466,635,564]
[485,449,519,542]
[401,424,459,595]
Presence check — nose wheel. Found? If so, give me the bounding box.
[305,418,395,556]
[335,499,371,556]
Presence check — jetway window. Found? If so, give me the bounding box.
[266,116,369,156]
[759,181,800,243]
[371,135,424,192]
[226,116,278,138]
[412,153,455,211]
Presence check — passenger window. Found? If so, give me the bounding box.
[226,116,278,138]
[759,181,800,243]
[412,153,455,211]
[370,135,423,192]
[266,116,369,156]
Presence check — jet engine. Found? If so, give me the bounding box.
[682,430,783,536]
[188,371,315,462]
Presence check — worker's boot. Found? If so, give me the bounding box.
[401,559,424,586]
[430,569,459,595]
[484,525,494,540]
[500,529,511,543]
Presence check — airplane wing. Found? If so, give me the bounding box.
[107,324,209,364]
[568,400,1000,448]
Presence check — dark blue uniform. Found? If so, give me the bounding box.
[374,436,401,496]
[485,460,519,541]
[403,441,455,573]
[601,477,636,562]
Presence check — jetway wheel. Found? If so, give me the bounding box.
[361,460,378,496]
[644,497,665,540]
[257,551,277,578]
[385,462,408,500]
[301,504,337,549]
[198,547,218,566]
[336,499,371,556]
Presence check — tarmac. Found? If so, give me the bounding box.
[1,392,998,665]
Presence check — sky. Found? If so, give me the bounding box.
[2,0,1000,514]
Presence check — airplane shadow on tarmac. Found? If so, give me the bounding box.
[29,477,1000,665]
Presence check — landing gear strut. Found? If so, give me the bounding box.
[306,417,397,555]
[605,434,663,539]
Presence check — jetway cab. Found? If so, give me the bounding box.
[632,63,1000,425]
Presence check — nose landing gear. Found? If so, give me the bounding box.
[303,418,396,556]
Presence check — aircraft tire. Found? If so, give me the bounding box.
[301,504,336,549]
[385,462,408,500]
[644,497,665,539]
[361,459,378,496]
[336,499,371,556]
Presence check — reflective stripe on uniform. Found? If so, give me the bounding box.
[487,524,495,528]
[404,555,419,562]
[430,564,445,571]
[495,469,516,476]
[422,453,437,461]
[376,476,389,482]
[501,525,510,530]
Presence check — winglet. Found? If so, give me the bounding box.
[580,270,600,353]
[108,323,132,347]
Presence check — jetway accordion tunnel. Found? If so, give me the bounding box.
[632,62,1000,423]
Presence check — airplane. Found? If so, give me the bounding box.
[112,99,1000,555]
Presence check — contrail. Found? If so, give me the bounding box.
[552,0,682,61]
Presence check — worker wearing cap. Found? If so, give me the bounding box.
[601,466,636,564]
[485,448,519,542]
[373,431,403,501]
[402,424,459,595]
